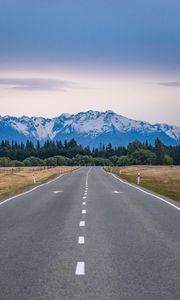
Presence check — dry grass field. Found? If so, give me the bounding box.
[106,166,180,202]
[0,166,78,201]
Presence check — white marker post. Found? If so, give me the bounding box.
[137,172,140,185]
[119,169,122,175]
[32,173,36,184]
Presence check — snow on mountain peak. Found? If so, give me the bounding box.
[0,110,179,145]
[10,121,29,136]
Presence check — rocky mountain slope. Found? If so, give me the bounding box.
[0,110,179,147]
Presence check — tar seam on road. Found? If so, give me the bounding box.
[102,168,180,212]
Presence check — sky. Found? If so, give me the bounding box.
[0,0,180,125]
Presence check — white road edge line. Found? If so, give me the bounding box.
[79,221,85,227]
[78,236,85,244]
[0,172,69,207]
[72,168,81,174]
[102,168,180,212]
[0,167,83,207]
[75,262,85,275]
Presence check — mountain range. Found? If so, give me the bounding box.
[0,110,179,147]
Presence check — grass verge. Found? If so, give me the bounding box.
[105,166,180,203]
[0,166,78,201]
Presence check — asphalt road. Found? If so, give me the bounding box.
[0,167,180,299]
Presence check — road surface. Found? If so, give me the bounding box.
[0,167,180,299]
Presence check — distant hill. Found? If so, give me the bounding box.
[0,110,179,147]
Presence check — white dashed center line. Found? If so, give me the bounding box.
[79,221,85,227]
[75,262,85,275]
[78,236,85,244]
[75,168,91,277]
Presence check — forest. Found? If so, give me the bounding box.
[0,138,179,167]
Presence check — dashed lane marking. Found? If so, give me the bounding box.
[82,209,86,214]
[85,167,92,187]
[78,236,85,244]
[75,262,85,275]
[79,221,85,227]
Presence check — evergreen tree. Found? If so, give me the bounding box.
[154,138,165,165]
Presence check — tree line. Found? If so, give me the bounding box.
[0,138,179,167]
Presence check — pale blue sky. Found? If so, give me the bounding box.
[0,0,179,125]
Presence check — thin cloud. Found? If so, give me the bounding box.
[158,81,180,87]
[0,78,75,91]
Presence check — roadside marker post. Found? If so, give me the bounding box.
[137,172,140,185]
[32,173,36,184]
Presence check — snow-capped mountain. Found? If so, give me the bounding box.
[0,110,179,147]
